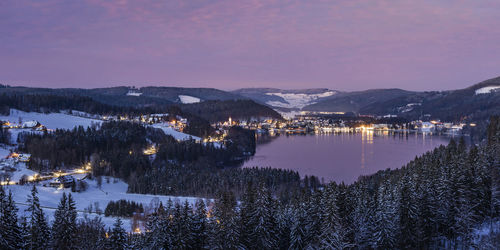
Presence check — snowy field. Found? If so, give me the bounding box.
[178,95,201,104]
[475,85,500,95]
[0,146,10,158]
[151,124,201,141]
[0,109,101,130]
[6,177,204,231]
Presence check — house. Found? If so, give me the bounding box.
[22,120,40,128]
[49,175,75,188]
[420,122,435,132]
[18,153,31,162]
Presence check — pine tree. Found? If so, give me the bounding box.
[318,184,351,249]
[26,185,50,249]
[109,218,127,250]
[19,216,31,249]
[239,182,257,247]
[253,185,278,249]
[289,203,308,250]
[373,179,399,249]
[191,199,208,249]
[208,191,240,249]
[0,189,21,249]
[52,192,77,249]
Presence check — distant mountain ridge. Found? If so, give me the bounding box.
[0,85,283,122]
[1,75,499,121]
[0,86,245,107]
[232,88,339,110]
[303,76,500,121]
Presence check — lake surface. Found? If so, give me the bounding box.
[242,132,451,184]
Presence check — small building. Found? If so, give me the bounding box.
[420,122,435,132]
[49,175,75,188]
[22,120,40,128]
[18,153,31,162]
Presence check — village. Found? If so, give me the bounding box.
[213,111,472,136]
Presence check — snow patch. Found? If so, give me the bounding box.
[265,91,336,109]
[151,124,201,142]
[0,146,10,158]
[0,109,101,130]
[179,95,201,104]
[475,86,500,95]
[126,90,142,96]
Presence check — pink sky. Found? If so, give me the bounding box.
[1,0,499,91]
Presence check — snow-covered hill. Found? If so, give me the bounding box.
[475,85,500,95]
[232,88,338,110]
[0,109,101,130]
[7,177,203,231]
[178,95,201,104]
[0,109,102,143]
[265,90,336,109]
[151,124,201,141]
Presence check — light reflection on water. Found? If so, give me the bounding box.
[242,131,452,184]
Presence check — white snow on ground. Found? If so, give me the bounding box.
[475,86,500,95]
[6,162,38,183]
[265,91,336,109]
[0,146,10,158]
[0,109,102,130]
[7,177,204,231]
[178,95,201,104]
[126,90,143,96]
[151,124,201,141]
[0,109,102,143]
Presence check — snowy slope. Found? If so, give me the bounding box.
[475,86,500,95]
[0,109,102,130]
[0,146,10,158]
[265,91,336,109]
[178,95,201,104]
[7,177,204,231]
[0,109,102,143]
[151,124,201,141]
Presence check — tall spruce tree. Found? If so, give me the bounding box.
[0,188,21,249]
[26,185,50,249]
[109,218,128,250]
[52,192,77,249]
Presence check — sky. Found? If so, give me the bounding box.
[1,0,499,91]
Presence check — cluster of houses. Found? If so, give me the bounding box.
[412,120,468,133]
[1,120,46,131]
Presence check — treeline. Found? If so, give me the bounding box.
[180,100,283,123]
[0,122,9,144]
[105,200,144,217]
[0,94,145,116]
